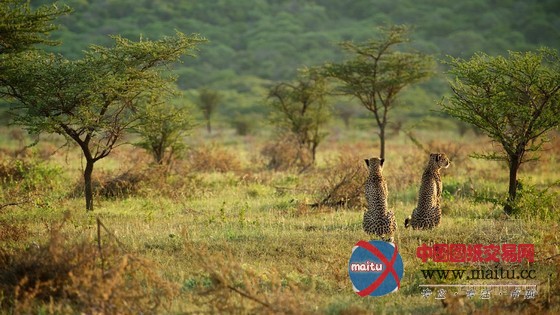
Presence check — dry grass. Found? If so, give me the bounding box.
[471,262,560,315]
[69,167,148,200]
[183,241,310,314]
[310,153,367,209]
[0,220,29,247]
[261,135,312,172]
[187,143,243,173]
[1,129,559,314]
[0,213,178,314]
[95,168,148,199]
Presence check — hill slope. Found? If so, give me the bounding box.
[32,0,560,117]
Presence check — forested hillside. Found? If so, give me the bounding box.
[33,0,560,118]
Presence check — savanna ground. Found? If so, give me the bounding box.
[0,121,559,314]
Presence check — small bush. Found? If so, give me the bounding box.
[231,113,259,136]
[261,135,312,172]
[0,215,177,314]
[146,163,205,199]
[97,169,148,199]
[88,163,206,200]
[187,143,242,173]
[0,158,29,183]
[0,220,29,247]
[132,100,193,165]
[312,153,367,209]
[426,139,466,165]
[70,167,148,200]
[512,181,560,221]
[0,157,63,193]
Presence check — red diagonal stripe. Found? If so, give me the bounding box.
[356,241,399,286]
[354,240,400,297]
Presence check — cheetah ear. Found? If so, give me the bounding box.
[364,159,369,167]
[434,154,440,162]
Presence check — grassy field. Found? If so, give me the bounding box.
[1,124,559,314]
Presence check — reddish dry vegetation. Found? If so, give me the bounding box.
[0,214,177,314]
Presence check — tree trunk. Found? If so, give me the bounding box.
[84,159,95,211]
[207,119,212,134]
[155,141,164,165]
[343,116,350,129]
[504,155,521,215]
[379,126,386,160]
[311,141,317,163]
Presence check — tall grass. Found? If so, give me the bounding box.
[0,127,558,314]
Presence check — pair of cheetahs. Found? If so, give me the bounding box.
[363,153,450,242]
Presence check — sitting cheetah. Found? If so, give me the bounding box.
[363,157,396,242]
[405,153,450,230]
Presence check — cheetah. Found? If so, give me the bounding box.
[363,157,396,242]
[404,153,450,230]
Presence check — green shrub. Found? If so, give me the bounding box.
[513,181,560,221]
[0,157,64,194]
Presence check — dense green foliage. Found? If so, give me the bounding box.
[133,95,194,165]
[0,0,70,54]
[29,0,560,118]
[268,68,330,164]
[0,32,205,210]
[440,48,560,213]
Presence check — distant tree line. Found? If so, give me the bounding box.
[29,0,560,118]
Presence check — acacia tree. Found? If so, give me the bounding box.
[196,88,221,134]
[133,95,193,166]
[322,25,434,159]
[268,68,330,166]
[0,32,206,211]
[0,0,71,55]
[334,102,358,129]
[440,48,560,214]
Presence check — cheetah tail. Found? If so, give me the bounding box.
[404,216,411,229]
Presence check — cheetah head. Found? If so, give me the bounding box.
[430,153,450,169]
[364,157,384,173]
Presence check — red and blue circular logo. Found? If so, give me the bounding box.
[348,240,404,297]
